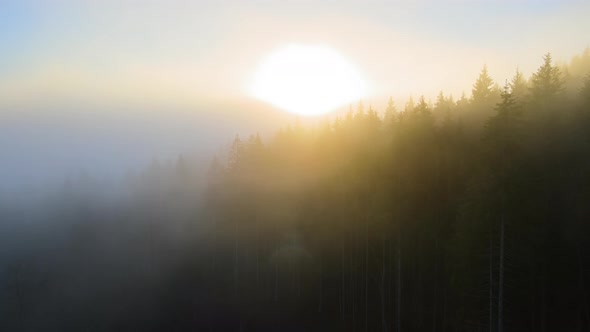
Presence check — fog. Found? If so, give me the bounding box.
[0,100,284,194]
[2,1,590,331]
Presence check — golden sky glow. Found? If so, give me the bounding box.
[1,1,589,112]
[250,44,368,116]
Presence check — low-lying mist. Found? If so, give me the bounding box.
[1,48,590,331]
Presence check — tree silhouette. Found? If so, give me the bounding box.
[530,53,563,102]
[472,65,495,104]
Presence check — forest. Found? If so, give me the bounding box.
[2,49,590,331]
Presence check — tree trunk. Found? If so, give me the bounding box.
[366,214,369,332]
[382,240,387,332]
[342,240,346,319]
[234,220,239,299]
[318,255,323,313]
[498,217,505,332]
[255,213,260,287]
[274,261,278,303]
[490,223,494,332]
[577,245,590,328]
[397,230,402,332]
[432,240,438,332]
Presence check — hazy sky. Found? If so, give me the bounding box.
[1,1,589,193]
[1,0,589,107]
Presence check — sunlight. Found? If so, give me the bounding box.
[249,44,368,116]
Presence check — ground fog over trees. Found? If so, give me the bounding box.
[2,49,590,331]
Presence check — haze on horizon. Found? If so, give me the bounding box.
[2,1,589,106]
[3,2,590,332]
[0,0,589,191]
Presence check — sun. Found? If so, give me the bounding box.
[249,44,368,116]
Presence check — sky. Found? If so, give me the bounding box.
[0,0,589,193]
[1,0,589,106]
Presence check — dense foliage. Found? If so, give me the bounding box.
[1,50,590,332]
[204,51,590,331]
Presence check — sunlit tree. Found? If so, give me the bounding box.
[509,67,528,103]
[472,65,495,104]
[530,53,563,102]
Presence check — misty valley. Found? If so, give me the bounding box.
[1,49,590,331]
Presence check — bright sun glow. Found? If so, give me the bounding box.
[250,44,368,116]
